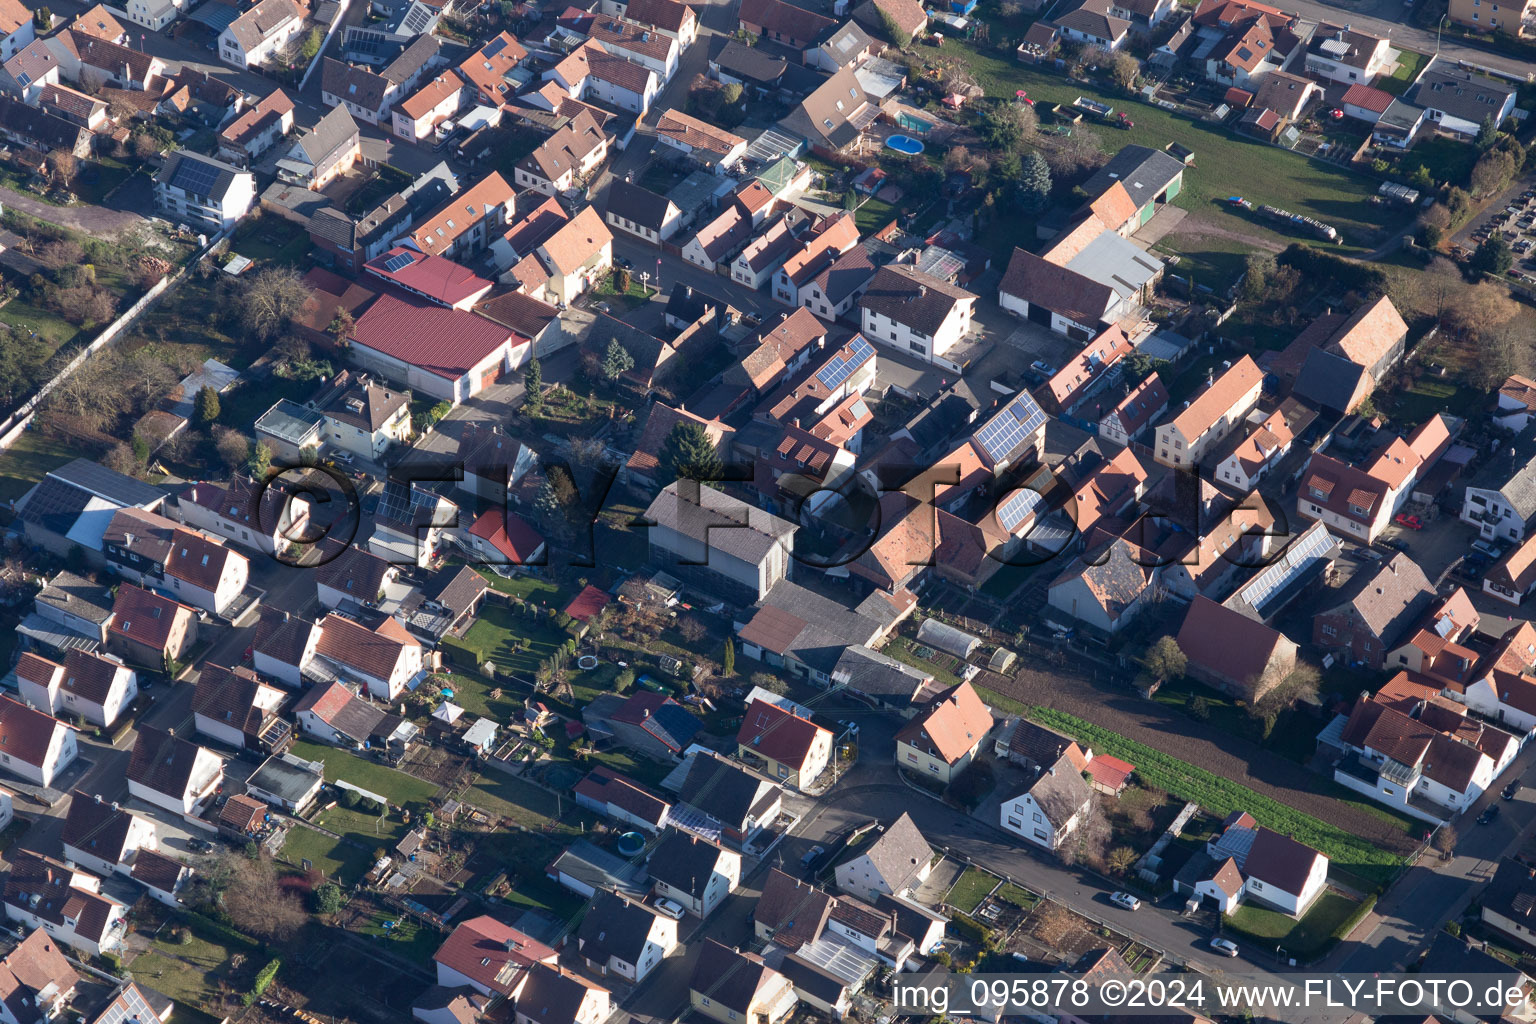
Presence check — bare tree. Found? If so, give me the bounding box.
[215,426,251,471]
[45,149,76,185]
[36,239,84,271]
[1247,661,1321,740]
[236,266,314,340]
[219,853,308,942]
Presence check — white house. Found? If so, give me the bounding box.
[1496,375,1536,432]
[434,916,558,999]
[893,682,993,784]
[1463,458,1536,545]
[312,612,424,701]
[1211,408,1294,492]
[178,476,312,558]
[0,1,34,63]
[1153,355,1263,469]
[62,794,158,878]
[1303,23,1393,84]
[0,928,76,1024]
[604,180,683,244]
[859,265,976,366]
[514,964,611,1024]
[126,727,224,817]
[648,829,740,917]
[154,150,256,234]
[0,696,77,788]
[1193,812,1331,917]
[832,812,932,900]
[576,889,678,982]
[219,0,305,69]
[644,482,796,604]
[3,852,126,957]
[392,70,465,142]
[998,751,1094,851]
[191,663,289,752]
[17,650,137,728]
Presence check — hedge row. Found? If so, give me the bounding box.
[1027,708,1407,886]
[244,958,282,1006]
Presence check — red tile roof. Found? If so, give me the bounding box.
[434,916,557,996]
[894,682,992,765]
[0,697,66,769]
[563,585,611,622]
[365,247,492,307]
[109,584,192,652]
[351,293,517,381]
[467,508,544,563]
[737,698,830,770]
[1341,82,1392,114]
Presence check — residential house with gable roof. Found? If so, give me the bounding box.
[126,726,223,816]
[860,265,976,366]
[674,751,785,849]
[319,35,441,125]
[1098,374,1169,446]
[434,915,558,999]
[407,170,516,259]
[590,19,680,81]
[454,423,538,502]
[613,0,698,46]
[1190,0,1304,89]
[178,475,311,557]
[1479,857,1536,951]
[52,30,167,90]
[739,0,835,45]
[514,962,611,1024]
[1055,0,1131,49]
[218,89,296,165]
[1047,537,1159,634]
[31,570,115,646]
[524,205,613,305]
[0,926,79,1024]
[575,889,677,982]
[1329,671,1518,822]
[514,109,611,196]
[998,747,1094,851]
[107,584,197,671]
[102,509,250,617]
[833,812,933,899]
[191,663,290,754]
[17,650,136,728]
[1462,456,1536,546]
[154,150,256,233]
[648,827,741,915]
[0,0,33,63]
[292,679,417,751]
[218,0,303,68]
[1487,534,1536,606]
[312,611,423,700]
[61,792,157,878]
[276,105,361,190]
[1300,420,1449,545]
[347,291,526,403]
[779,68,876,158]
[2,852,126,956]
[1497,374,1536,431]
[689,940,797,1024]
[1272,295,1409,414]
[1179,813,1330,916]
[0,696,77,788]
[1209,407,1294,491]
[393,70,464,141]
[1304,22,1393,84]
[457,32,526,107]
[736,698,833,790]
[655,109,748,173]
[605,180,683,244]
[894,681,993,783]
[1153,355,1262,469]
[1313,553,1435,669]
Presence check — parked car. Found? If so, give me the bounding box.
[1478,805,1500,825]
[654,898,685,919]
[1357,548,1385,562]
[1109,892,1141,911]
[187,837,215,853]
[1030,360,1057,379]
[1504,781,1522,801]
[838,721,860,737]
[1210,937,1240,957]
[800,845,825,870]
[1473,540,1505,559]
[1394,513,1424,530]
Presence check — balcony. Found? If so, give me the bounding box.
[258,716,293,754]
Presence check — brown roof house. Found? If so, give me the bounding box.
[1176,596,1297,701]
[831,811,933,899]
[0,927,80,1024]
[2,852,126,957]
[1047,537,1159,635]
[998,747,1094,853]
[1313,552,1435,669]
[61,791,158,878]
[1152,355,1262,470]
[126,726,223,816]
[1487,533,1536,607]
[106,583,198,672]
[859,265,977,367]
[434,916,558,999]
[689,939,798,1024]
[648,826,742,916]
[17,649,137,729]
[736,699,833,791]
[894,681,993,784]
[0,696,77,789]
[190,663,292,754]
[1274,295,1409,414]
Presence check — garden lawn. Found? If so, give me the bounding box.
[996,883,1040,910]
[1402,135,1477,188]
[884,637,962,687]
[942,41,1409,249]
[279,825,375,884]
[1027,708,1409,886]
[1382,374,1480,423]
[1226,891,1361,959]
[475,568,560,602]
[0,430,80,502]
[128,952,222,1010]
[356,908,442,966]
[1378,49,1429,96]
[854,196,897,234]
[1153,233,1260,295]
[947,866,1001,914]
[442,601,571,680]
[464,771,566,829]
[291,740,439,806]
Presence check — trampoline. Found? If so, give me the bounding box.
[577,655,598,670]
[886,134,925,155]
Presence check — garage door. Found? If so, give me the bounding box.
[480,363,503,389]
[1027,303,1051,327]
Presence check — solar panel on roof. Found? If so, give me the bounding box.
[382,250,416,272]
[484,36,507,57]
[974,392,1046,464]
[997,489,1042,532]
[1236,522,1334,618]
[171,156,223,197]
[815,335,874,391]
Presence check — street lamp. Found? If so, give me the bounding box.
[656,257,662,292]
[1436,13,1449,54]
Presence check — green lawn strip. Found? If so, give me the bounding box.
[291,740,440,806]
[317,804,409,846]
[464,771,564,829]
[1225,891,1360,959]
[128,952,219,1009]
[943,40,1408,249]
[1152,233,1255,294]
[355,908,443,966]
[279,824,374,884]
[947,866,1001,914]
[1378,49,1429,97]
[0,431,80,503]
[854,196,897,234]
[474,568,560,602]
[996,883,1040,910]
[1026,707,1407,885]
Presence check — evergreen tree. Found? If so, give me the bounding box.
[602,337,634,382]
[246,440,272,478]
[1019,151,1052,212]
[1471,234,1514,277]
[658,421,723,485]
[534,477,560,519]
[194,384,221,425]
[524,357,543,410]
[1476,114,1500,151]
[722,638,736,676]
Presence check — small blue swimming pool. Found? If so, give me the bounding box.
[886,134,925,155]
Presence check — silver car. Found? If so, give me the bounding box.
[1109,892,1140,911]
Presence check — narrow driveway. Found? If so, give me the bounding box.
[0,184,146,237]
